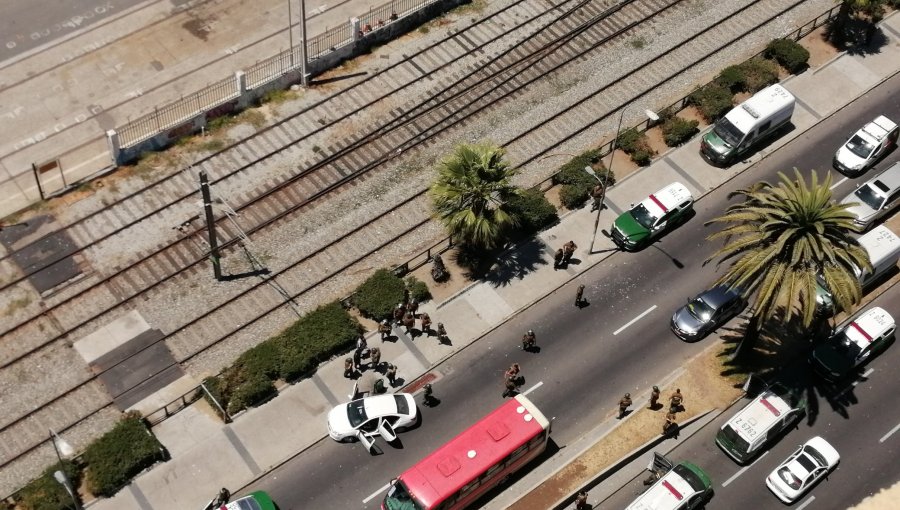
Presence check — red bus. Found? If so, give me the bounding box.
[382,394,551,510]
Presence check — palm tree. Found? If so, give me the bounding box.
[430,143,521,250]
[704,169,870,335]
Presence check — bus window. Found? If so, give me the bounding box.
[510,444,528,462]
[460,479,479,497]
[484,463,503,479]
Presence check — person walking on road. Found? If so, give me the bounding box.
[649,385,660,410]
[618,393,632,419]
[554,248,564,270]
[669,389,684,413]
[522,329,536,350]
[575,284,585,307]
[423,383,436,406]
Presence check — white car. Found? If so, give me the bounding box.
[765,436,840,503]
[833,115,899,176]
[326,393,417,447]
[839,161,900,230]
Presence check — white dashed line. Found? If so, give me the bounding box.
[880,422,900,443]
[613,305,657,335]
[363,483,391,504]
[523,381,543,395]
[721,451,769,487]
[830,177,848,190]
[796,495,816,510]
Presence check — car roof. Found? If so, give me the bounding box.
[362,394,400,417]
[803,436,840,465]
[858,115,898,143]
[863,162,900,193]
[840,307,895,351]
[627,465,701,510]
[640,182,693,217]
[727,389,793,443]
[699,286,740,309]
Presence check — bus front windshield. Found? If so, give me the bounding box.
[383,480,424,510]
[713,117,744,147]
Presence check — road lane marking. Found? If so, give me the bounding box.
[830,177,848,190]
[796,495,816,510]
[721,451,769,487]
[880,422,900,443]
[363,483,391,504]
[613,305,657,335]
[836,368,875,397]
[523,381,543,395]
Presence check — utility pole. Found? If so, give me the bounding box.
[299,0,309,86]
[199,171,223,281]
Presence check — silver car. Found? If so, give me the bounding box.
[671,285,746,341]
[840,161,900,230]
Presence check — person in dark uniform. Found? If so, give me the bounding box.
[618,393,632,419]
[554,248,564,270]
[563,240,577,264]
[436,323,449,343]
[423,383,436,406]
[386,363,398,386]
[649,385,660,410]
[378,319,392,341]
[575,284,585,307]
[590,183,606,211]
[669,389,684,413]
[420,313,432,336]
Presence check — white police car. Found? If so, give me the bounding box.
[833,115,899,176]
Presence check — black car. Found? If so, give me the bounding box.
[671,286,746,341]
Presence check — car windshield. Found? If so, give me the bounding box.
[777,466,803,489]
[230,498,262,510]
[630,204,658,229]
[831,330,863,358]
[846,134,876,159]
[687,297,715,321]
[720,424,750,452]
[768,383,801,408]
[383,480,424,510]
[673,464,706,492]
[713,117,743,147]
[394,395,409,415]
[347,400,369,427]
[802,445,827,467]
[854,184,886,210]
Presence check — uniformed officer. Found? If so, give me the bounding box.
[386,363,398,386]
[649,385,660,409]
[618,393,632,419]
[575,284,585,307]
[563,240,577,263]
[423,383,435,406]
[669,388,684,413]
[575,490,589,509]
[436,323,449,343]
[370,347,381,369]
[553,248,564,269]
[378,319,392,341]
[420,313,432,336]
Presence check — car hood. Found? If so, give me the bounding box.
[672,307,706,336]
[327,406,353,435]
[703,129,730,154]
[840,196,877,222]
[614,213,650,242]
[835,145,867,170]
[811,343,854,377]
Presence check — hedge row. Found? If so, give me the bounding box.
[205,301,362,415]
[16,460,80,510]
[551,149,615,210]
[353,270,432,320]
[617,127,655,166]
[506,188,559,236]
[84,414,167,498]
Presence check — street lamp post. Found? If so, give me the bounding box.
[54,470,82,510]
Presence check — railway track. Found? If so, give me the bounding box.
[0,0,826,493]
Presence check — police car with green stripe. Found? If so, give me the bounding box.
[610,182,694,251]
[625,454,713,510]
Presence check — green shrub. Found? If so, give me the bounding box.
[765,39,810,74]
[279,301,360,360]
[201,375,229,416]
[617,128,655,165]
[234,340,281,381]
[353,269,406,320]
[277,340,316,382]
[84,414,166,498]
[559,183,590,209]
[507,188,558,234]
[715,65,747,93]
[630,148,654,166]
[738,57,779,92]
[661,117,700,147]
[551,149,603,186]
[17,460,80,510]
[227,374,277,414]
[405,276,431,303]
[689,83,734,122]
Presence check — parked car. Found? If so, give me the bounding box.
[610,182,694,251]
[833,115,899,176]
[670,285,746,341]
[810,306,895,382]
[715,382,806,464]
[765,436,840,504]
[327,393,417,447]
[839,161,900,230]
[625,456,713,510]
[220,491,276,510]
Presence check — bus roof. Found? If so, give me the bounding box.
[398,395,549,509]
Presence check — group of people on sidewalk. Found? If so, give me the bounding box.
[553,240,578,270]
[615,386,685,438]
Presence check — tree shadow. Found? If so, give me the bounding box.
[829,18,890,56]
[452,238,549,285]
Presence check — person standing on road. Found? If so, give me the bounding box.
[618,393,632,419]
[575,284,585,307]
[649,385,660,410]
[423,383,436,406]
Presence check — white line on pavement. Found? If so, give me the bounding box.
[796,495,816,510]
[879,421,900,443]
[523,381,543,395]
[837,368,875,397]
[830,177,848,190]
[613,305,657,335]
[721,451,769,487]
[363,483,391,504]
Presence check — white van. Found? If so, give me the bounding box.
[700,84,795,166]
[816,225,900,313]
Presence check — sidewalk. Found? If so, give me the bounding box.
[87,11,900,510]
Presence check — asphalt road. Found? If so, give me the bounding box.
[248,72,900,509]
[601,283,900,510]
[0,0,148,62]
